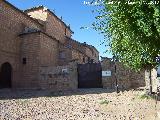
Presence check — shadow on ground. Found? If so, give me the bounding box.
[0,87,155,100]
[0,88,118,100]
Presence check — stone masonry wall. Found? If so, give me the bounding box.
[145,68,159,92]
[58,44,72,66]
[101,58,146,90]
[115,62,131,89]
[39,62,78,91]
[129,69,146,88]
[83,44,99,63]
[101,58,115,89]
[71,49,84,64]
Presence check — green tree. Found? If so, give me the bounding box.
[92,0,160,93]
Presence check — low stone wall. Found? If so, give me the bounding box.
[39,62,78,91]
[101,58,146,90]
[101,58,115,89]
[145,69,159,92]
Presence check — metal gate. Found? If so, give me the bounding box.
[77,63,102,88]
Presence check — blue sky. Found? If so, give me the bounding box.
[7,0,112,58]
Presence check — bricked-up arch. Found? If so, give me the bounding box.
[0,62,12,88]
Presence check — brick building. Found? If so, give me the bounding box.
[0,0,99,89]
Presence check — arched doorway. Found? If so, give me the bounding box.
[0,62,12,89]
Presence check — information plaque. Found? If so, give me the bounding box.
[102,71,111,77]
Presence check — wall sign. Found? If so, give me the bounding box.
[102,71,111,77]
[62,68,69,74]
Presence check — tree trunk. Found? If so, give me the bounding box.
[149,65,152,94]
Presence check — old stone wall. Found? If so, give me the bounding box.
[129,69,145,88]
[83,44,99,63]
[145,69,159,92]
[101,58,115,89]
[115,62,131,89]
[101,58,146,90]
[58,44,72,66]
[0,0,43,88]
[71,49,84,64]
[92,47,99,62]
[84,46,94,59]
[39,62,78,91]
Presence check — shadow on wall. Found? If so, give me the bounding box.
[0,88,116,100]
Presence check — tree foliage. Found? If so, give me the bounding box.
[93,0,160,70]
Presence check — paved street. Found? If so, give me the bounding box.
[0,89,159,120]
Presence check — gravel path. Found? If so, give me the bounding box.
[0,89,159,120]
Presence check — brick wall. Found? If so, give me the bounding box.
[46,11,71,43]
[0,1,99,89]
[83,44,99,63]
[0,50,20,88]
[0,0,43,88]
[0,1,42,54]
[25,7,72,43]
[39,33,59,67]
[25,7,99,65]
[64,38,99,64]
[20,32,41,89]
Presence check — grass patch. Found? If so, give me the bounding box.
[16,99,29,105]
[99,99,110,105]
[137,93,153,100]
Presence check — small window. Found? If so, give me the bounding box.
[88,57,90,62]
[22,58,26,64]
[65,28,67,35]
[59,51,66,59]
[83,57,85,63]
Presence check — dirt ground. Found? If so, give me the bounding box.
[0,88,160,120]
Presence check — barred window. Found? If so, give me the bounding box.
[59,51,66,59]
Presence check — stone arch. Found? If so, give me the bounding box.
[0,62,12,89]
